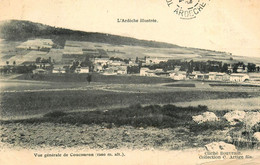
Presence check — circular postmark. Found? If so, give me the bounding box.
[166,0,210,19]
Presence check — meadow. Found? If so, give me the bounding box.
[2,73,260,119]
[1,75,260,150]
[0,88,255,118]
[16,73,175,84]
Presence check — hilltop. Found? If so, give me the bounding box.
[0,20,179,48]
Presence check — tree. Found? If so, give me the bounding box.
[123,59,129,64]
[80,58,93,67]
[86,74,92,84]
[135,57,139,63]
[187,60,193,73]
[127,66,140,74]
[36,57,41,63]
[13,61,16,65]
[248,63,256,72]
[232,62,244,73]
[221,63,228,73]
[64,66,70,73]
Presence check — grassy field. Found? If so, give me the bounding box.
[0,89,255,118]
[16,73,175,84]
[1,75,260,150]
[165,84,195,87]
[2,75,260,119]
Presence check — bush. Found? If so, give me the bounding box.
[252,123,260,132]
[9,104,212,129]
[35,104,210,129]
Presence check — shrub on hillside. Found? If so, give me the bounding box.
[40,104,210,129]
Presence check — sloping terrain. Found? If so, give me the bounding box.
[1,19,252,65]
[0,20,179,48]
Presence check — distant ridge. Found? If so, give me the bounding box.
[0,20,180,48]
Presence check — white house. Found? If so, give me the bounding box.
[117,66,127,75]
[145,70,157,77]
[230,74,250,82]
[79,67,89,73]
[195,73,206,80]
[140,67,170,77]
[189,71,200,79]
[140,67,150,76]
[215,73,229,81]
[128,61,138,66]
[52,67,66,73]
[145,57,168,65]
[33,69,48,74]
[35,63,51,69]
[237,66,248,73]
[94,64,103,72]
[103,67,117,75]
[208,72,229,81]
[208,72,217,80]
[94,58,110,66]
[110,61,126,66]
[170,71,187,80]
[75,67,81,73]
[74,67,89,73]
[228,65,233,73]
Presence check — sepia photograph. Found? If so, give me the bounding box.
[0,0,260,164]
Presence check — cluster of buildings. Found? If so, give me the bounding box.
[1,40,258,83]
[140,67,250,82]
[190,72,250,82]
[1,54,254,83]
[29,56,137,75]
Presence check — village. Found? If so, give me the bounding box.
[1,38,260,84]
[1,21,260,159]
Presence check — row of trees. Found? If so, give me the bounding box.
[2,56,259,75]
[0,65,37,74]
[143,60,259,73]
[109,57,130,64]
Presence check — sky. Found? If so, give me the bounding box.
[0,0,260,57]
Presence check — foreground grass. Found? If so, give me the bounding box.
[0,104,236,135]
[0,104,209,150]
[1,104,259,150]
[0,90,254,117]
[17,104,208,128]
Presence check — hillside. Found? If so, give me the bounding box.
[0,20,179,48]
[1,19,260,66]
